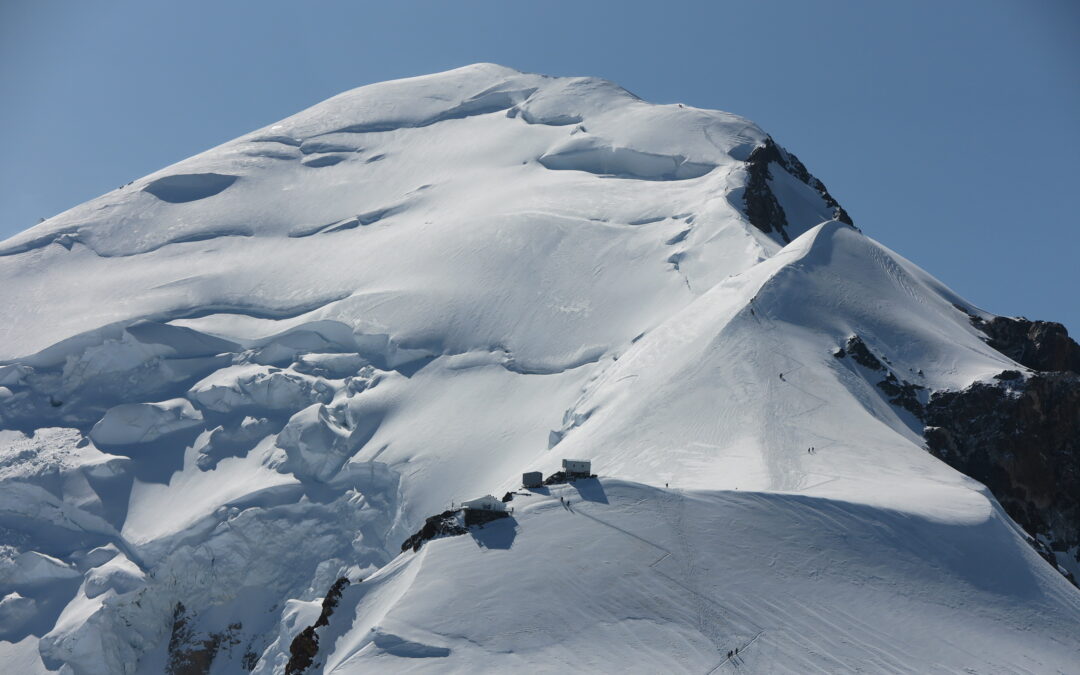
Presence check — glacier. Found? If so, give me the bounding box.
[0,63,1078,673]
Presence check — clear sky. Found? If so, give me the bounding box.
[2,1,1077,333]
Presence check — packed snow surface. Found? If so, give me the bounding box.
[0,64,1077,673]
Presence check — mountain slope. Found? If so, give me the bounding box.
[1,64,1078,674]
[291,481,1080,674]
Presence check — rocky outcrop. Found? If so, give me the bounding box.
[961,309,1080,374]
[743,137,853,242]
[285,576,352,675]
[462,508,511,528]
[924,372,1080,583]
[165,603,243,675]
[927,309,1080,582]
[400,508,511,552]
[834,327,1080,583]
[400,510,468,553]
[834,335,925,420]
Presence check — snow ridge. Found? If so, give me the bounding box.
[1,64,1078,674]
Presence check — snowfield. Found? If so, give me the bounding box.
[0,63,1077,673]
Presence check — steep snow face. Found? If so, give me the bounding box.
[542,223,1017,507]
[0,64,1078,673]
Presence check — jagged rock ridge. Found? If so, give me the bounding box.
[743,137,854,242]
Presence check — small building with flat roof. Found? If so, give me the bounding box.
[562,459,591,478]
[461,495,506,512]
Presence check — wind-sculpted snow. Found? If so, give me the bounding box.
[1,64,1078,673]
[142,173,239,204]
[90,399,203,446]
[538,136,717,180]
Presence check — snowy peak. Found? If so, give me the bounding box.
[2,63,825,258]
[0,64,847,365]
[1,65,1078,674]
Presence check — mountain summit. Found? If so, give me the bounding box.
[1,64,1078,673]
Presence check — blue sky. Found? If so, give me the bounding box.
[2,0,1077,333]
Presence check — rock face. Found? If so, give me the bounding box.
[833,335,926,421]
[399,508,510,552]
[166,603,243,675]
[924,371,1080,582]
[743,137,853,242]
[830,317,1080,584]
[920,313,1080,583]
[965,311,1080,374]
[285,577,351,675]
[400,510,468,553]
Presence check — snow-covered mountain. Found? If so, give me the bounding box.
[1,63,1078,674]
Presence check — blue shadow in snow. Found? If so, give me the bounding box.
[571,477,609,504]
[95,425,204,485]
[469,516,517,550]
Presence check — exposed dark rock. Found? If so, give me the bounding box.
[400,507,512,552]
[284,622,319,672]
[835,335,925,419]
[958,306,1080,374]
[166,603,196,675]
[877,372,925,420]
[543,470,568,485]
[165,603,242,675]
[463,508,510,528]
[841,335,884,371]
[285,577,352,675]
[400,510,468,553]
[542,469,597,485]
[924,372,1080,584]
[743,137,854,243]
[501,491,514,503]
[744,143,790,242]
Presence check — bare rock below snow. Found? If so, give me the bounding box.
[964,310,1080,375]
[165,602,243,675]
[925,371,1080,583]
[399,507,510,553]
[833,335,925,420]
[284,576,351,675]
[743,137,853,243]
[400,510,469,553]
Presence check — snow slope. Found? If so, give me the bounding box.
[0,64,1077,673]
[302,481,1080,674]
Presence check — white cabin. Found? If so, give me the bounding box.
[461,494,506,512]
[562,459,591,476]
